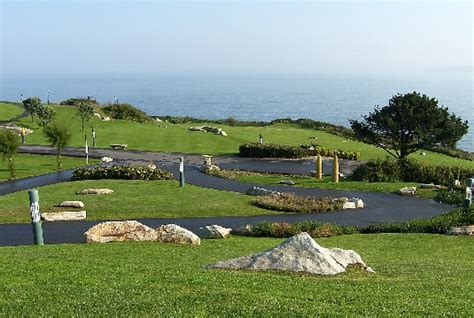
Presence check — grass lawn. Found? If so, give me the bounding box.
[0,154,99,181]
[0,179,273,224]
[16,105,474,168]
[0,102,23,121]
[0,234,472,316]
[213,170,438,199]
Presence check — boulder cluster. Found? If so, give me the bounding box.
[188,126,227,136]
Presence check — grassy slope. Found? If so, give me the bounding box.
[0,102,23,121]
[17,105,474,168]
[0,180,273,224]
[223,172,437,199]
[0,154,98,181]
[0,234,472,316]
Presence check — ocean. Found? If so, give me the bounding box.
[1,73,472,151]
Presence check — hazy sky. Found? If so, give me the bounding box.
[1,0,472,77]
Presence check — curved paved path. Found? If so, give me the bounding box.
[0,145,453,246]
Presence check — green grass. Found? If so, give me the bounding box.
[213,170,437,199]
[0,102,23,121]
[0,234,472,316]
[0,179,273,224]
[16,105,474,168]
[0,154,98,181]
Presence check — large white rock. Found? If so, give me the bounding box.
[156,224,201,245]
[399,187,416,196]
[76,188,114,195]
[42,211,86,222]
[206,232,374,275]
[445,225,474,236]
[58,200,84,208]
[197,225,232,239]
[84,220,157,243]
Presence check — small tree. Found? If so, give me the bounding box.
[43,123,72,170]
[350,92,469,159]
[77,102,95,131]
[36,104,56,127]
[0,129,20,179]
[22,97,42,123]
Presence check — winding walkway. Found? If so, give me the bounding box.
[0,145,453,246]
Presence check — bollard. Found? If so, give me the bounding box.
[28,189,44,245]
[332,155,339,183]
[315,155,323,179]
[179,157,185,187]
[259,134,264,144]
[92,128,96,148]
[20,128,26,144]
[85,135,89,165]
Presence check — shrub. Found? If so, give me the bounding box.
[251,221,359,238]
[102,103,150,123]
[72,165,173,181]
[60,98,98,106]
[433,189,465,205]
[239,142,360,160]
[253,193,344,213]
[350,157,474,186]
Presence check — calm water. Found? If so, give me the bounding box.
[1,74,472,151]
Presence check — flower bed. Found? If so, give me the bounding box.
[72,165,173,181]
[253,192,344,213]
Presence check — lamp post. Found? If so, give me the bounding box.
[47,89,50,104]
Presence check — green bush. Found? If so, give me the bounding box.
[253,192,344,213]
[60,98,98,106]
[433,189,465,205]
[102,103,150,123]
[239,142,360,160]
[350,157,474,185]
[72,165,173,181]
[250,221,358,238]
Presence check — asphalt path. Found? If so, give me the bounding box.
[0,146,454,246]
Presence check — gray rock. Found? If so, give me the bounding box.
[84,220,157,243]
[419,183,436,189]
[156,224,201,245]
[76,188,114,195]
[206,232,374,275]
[399,187,416,196]
[246,186,281,196]
[445,225,474,236]
[197,225,232,239]
[42,211,86,222]
[58,200,84,208]
[279,180,296,185]
[231,224,254,236]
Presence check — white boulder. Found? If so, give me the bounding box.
[76,188,114,195]
[58,200,84,208]
[84,220,157,243]
[399,187,416,196]
[206,232,374,275]
[156,224,201,245]
[42,211,86,222]
[197,225,232,239]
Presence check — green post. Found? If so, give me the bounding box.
[28,189,44,245]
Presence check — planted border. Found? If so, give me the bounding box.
[253,193,344,213]
[72,165,173,181]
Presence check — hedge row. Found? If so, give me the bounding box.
[253,193,344,213]
[102,103,150,123]
[239,142,360,160]
[239,207,473,238]
[350,157,474,186]
[72,165,173,181]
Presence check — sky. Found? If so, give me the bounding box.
[0,0,472,78]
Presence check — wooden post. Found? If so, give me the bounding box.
[315,155,323,179]
[332,155,339,183]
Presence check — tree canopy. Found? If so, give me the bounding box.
[36,104,56,127]
[77,102,95,131]
[22,97,42,123]
[350,92,469,159]
[43,123,72,170]
[0,129,20,179]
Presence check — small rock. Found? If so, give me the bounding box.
[399,187,416,196]
[201,164,221,173]
[58,200,84,208]
[42,211,86,222]
[343,201,357,209]
[102,116,111,121]
[218,130,228,137]
[197,225,232,239]
[76,188,114,195]
[445,225,474,236]
[246,186,281,196]
[101,156,113,163]
[84,220,157,243]
[279,180,296,185]
[156,224,201,245]
[419,183,436,189]
[232,224,254,236]
[155,117,163,122]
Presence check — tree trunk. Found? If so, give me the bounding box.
[57,149,62,171]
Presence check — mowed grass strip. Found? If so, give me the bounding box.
[0,102,23,121]
[16,105,474,168]
[0,234,472,316]
[0,180,273,223]
[0,154,99,181]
